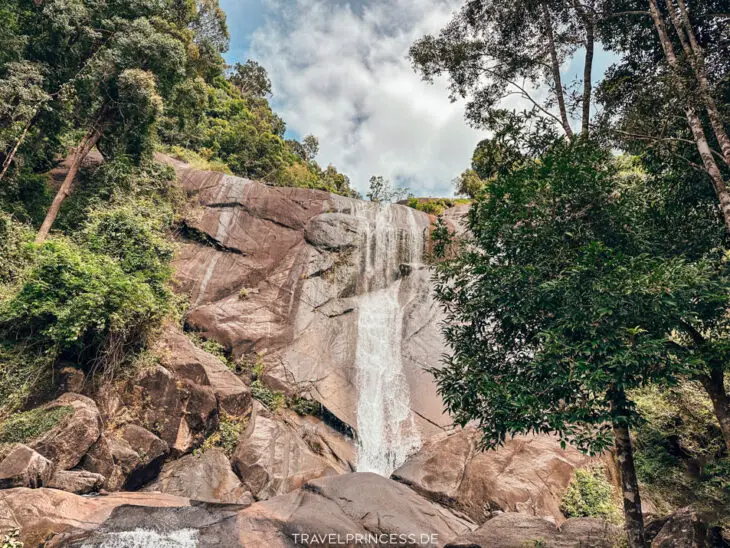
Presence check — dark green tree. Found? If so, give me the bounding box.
[230,59,272,98]
[433,140,728,547]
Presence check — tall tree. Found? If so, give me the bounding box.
[229,60,272,98]
[432,140,729,547]
[409,0,598,138]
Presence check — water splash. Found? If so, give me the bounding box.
[81,528,198,547]
[353,202,423,475]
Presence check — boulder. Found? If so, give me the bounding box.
[114,424,169,490]
[47,470,104,494]
[392,428,593,524]
[30,393,102,470]
[304,472,475,542]
[153,326,251,416]
[143,448,251,505]
[129,365,218,456]
[651,507,726,548]
[0,444,54,489]
[79,435,119,488]
[304,212,369,250]
[445,513,620,548]
[0,487,190,547]
[231,403,344,500]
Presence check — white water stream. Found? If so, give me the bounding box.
[353,203,423,475]
[81,528,198,547]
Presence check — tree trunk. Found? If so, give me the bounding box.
[674,0,730,167]
[35,128,102,244]
[613,419,646,548]
[0,119,33,182]
[700,366,730,455]
[648,0,730,231]
[573,0,594,136]
[542,6,574,139]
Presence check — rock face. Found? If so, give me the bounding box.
[143,448,251,505]
[445,513,620,548]
[47,470,105,494]
[650,507,726,547]
[392,427,594,524]
[0,488,190,547]
[0,445,54,489]
[231,402,347,499]
[153,326,251,416]
[172,166,450,451]
[30,393,103,470]
[42,473,475,547]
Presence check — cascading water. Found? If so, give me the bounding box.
[81,528,198,547]
[352,202,423,475]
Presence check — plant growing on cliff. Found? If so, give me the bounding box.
[561,465,622,524]
[432,140,729,546]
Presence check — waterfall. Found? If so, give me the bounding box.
[353,202,423,475]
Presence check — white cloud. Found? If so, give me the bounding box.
[248,0,484,196]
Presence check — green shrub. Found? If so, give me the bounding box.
[251,380,285,412]
[0,213,34,285]
[196,411,246,457]
[0,405,74,444]
[0,239,167,353]
[289,395,321,416]
[560,464,622,524]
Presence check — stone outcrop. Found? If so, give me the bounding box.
[231,402,347,500]
[113,424,169,490]
[445,513,620,548]
[0,488,190,547]
[171,166,450,442]
[127,364,218,457]
[392,427,594,524]
[153,326,251,416]
[30,393,102,471]
[650,507,727,547]
[0,445,54,489]
[143,448,252,505]
[47,470,105,494]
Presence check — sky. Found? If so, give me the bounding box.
[219,0,615,197]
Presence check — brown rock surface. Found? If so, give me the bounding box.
[114,424,169,489]
[0,444,54,489]
[392,428,594,524]
[47,470,104,494]
[231,403,345,499]
[30,393,103,470]
[129,364,218,457]
[445,513,620,548]
[153,326,251,416]
[143,448,252,505]
[0,488,190,546]
[170,165,450,442]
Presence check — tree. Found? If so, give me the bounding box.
[409,0,599,138]
[230,60,272,98]
[366,175,411,204]
[35,16,186,243]
[432,140,729,547]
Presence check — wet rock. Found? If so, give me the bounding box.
[153,327,251,416]
[304,472,475,542]
[392,428,594,524]
[143,448,252,505]
[47,470,104,494]
[0,444,54,489]
[0,487,190,547]
[231,403,344,500]
[30,393,103,471]
[444,513,620,548]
